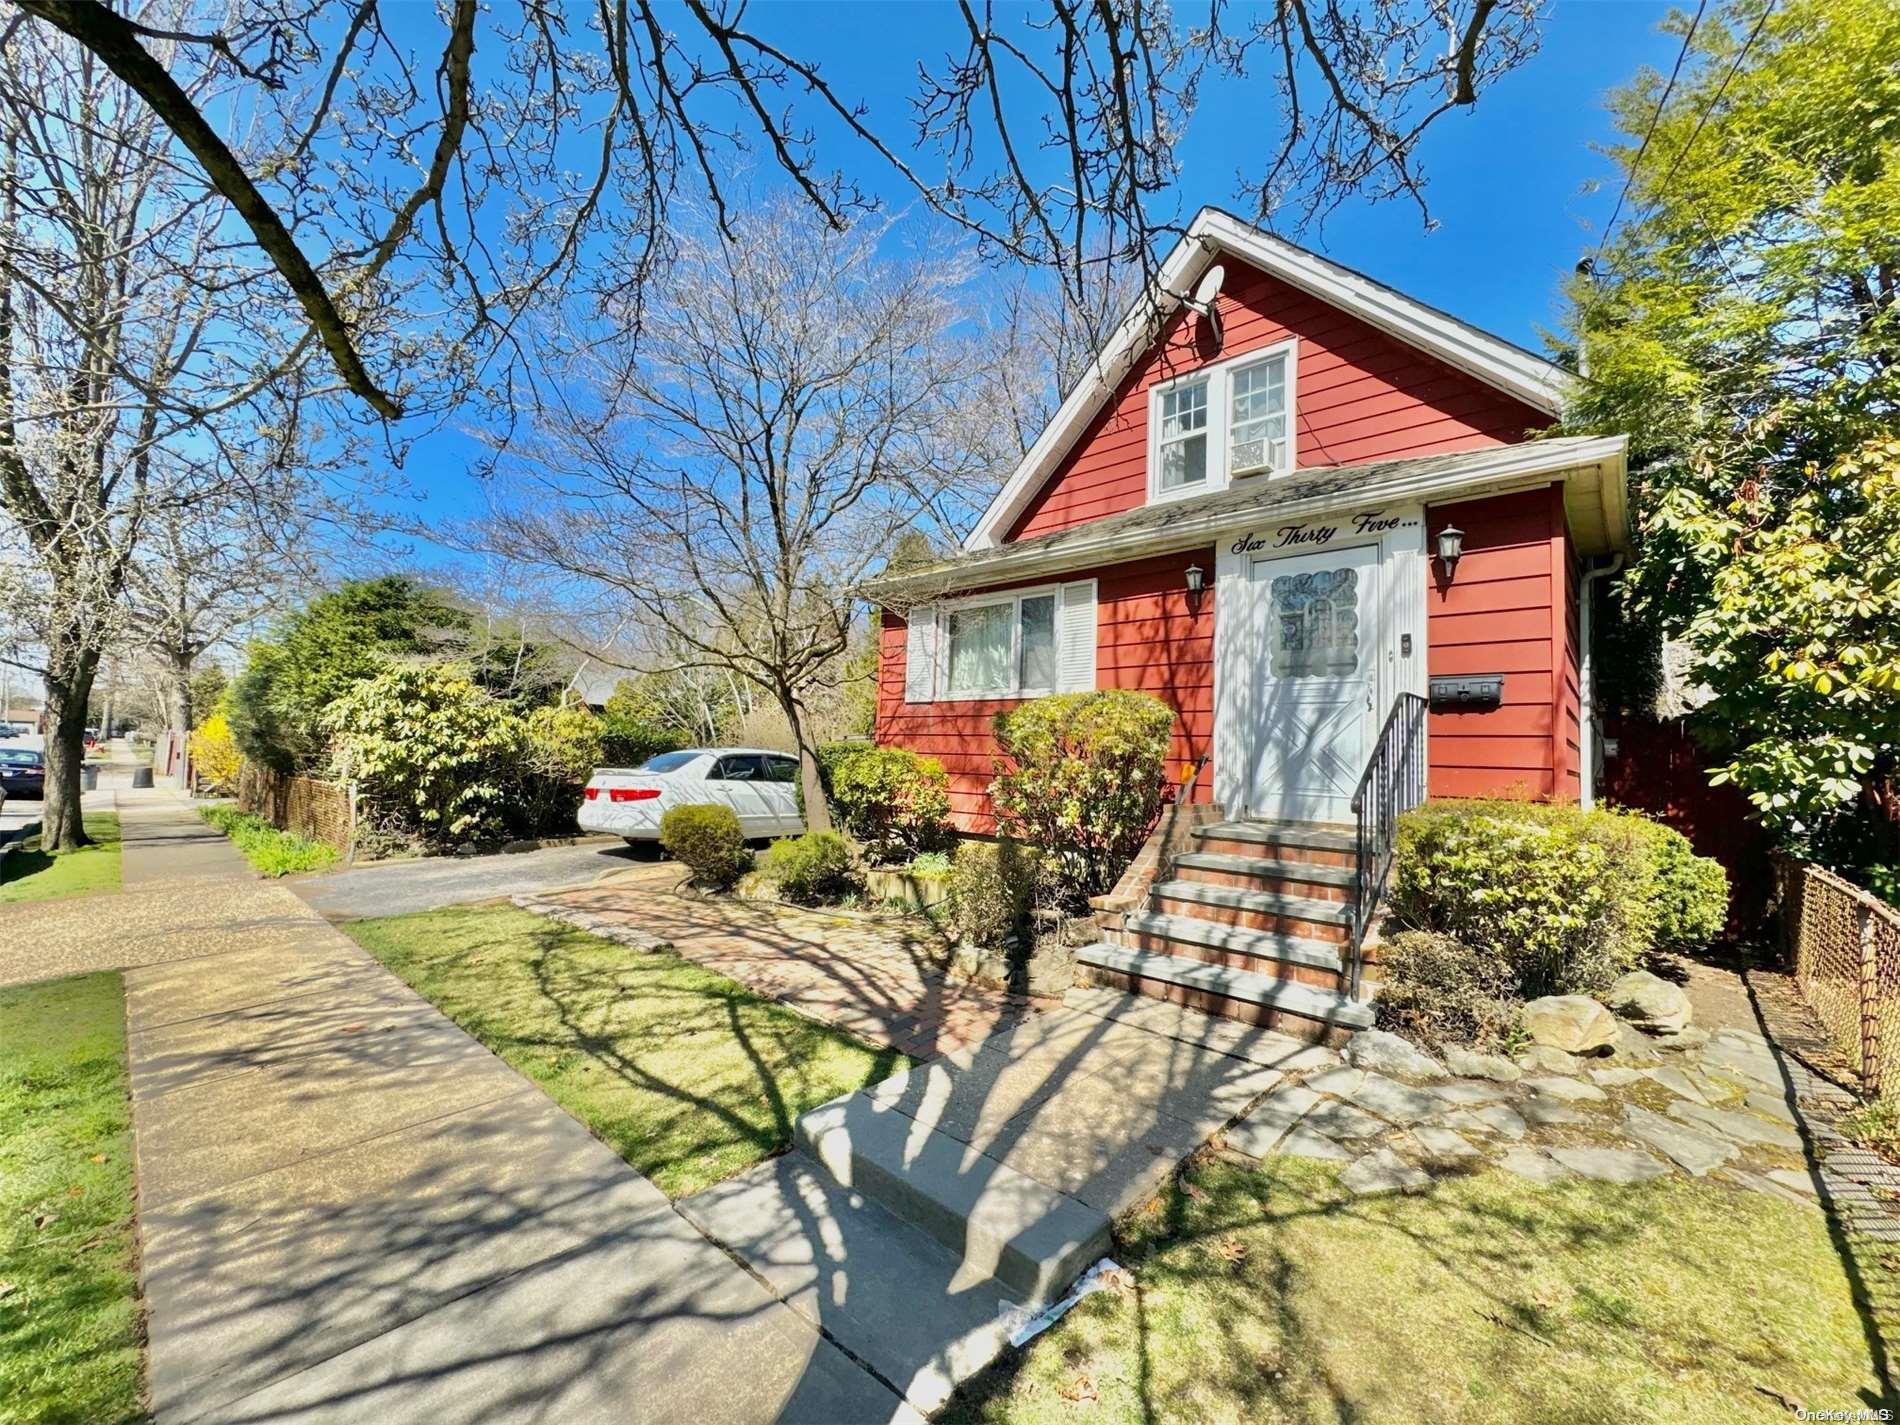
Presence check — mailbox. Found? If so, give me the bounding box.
[1428,675,1504,709]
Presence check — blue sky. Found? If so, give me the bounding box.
[394,1,1679,571]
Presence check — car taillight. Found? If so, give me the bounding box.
[584,787,600,800]
[609,788,661,803]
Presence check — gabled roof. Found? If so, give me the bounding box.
[965,207,1578,551]
[870,435,1628,603]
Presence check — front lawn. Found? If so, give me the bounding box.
[0,973,144,1425]
[344,905,910,1197]
[948,1154,1888,1424]
[0,813,122,904]
[197,806,338,877]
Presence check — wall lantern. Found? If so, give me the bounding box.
[1435,524,1465,578]
[1184,562,1206,605]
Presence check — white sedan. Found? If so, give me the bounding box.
[578,748,806,843]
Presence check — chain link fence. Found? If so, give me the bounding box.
[1776,854,1900,1098]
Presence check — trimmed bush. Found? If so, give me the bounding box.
[1392,800,1728,997]
[948,839,1043,948]
[827,746,952,862]
[1631,819,1730,949]
[518,704,606,834]
[660,804,752,889]
[989,690,1176,902]
[1373,930,1519,1051]
[760,831,860,904]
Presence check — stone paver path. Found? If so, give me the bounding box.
[520,873,1043,1060]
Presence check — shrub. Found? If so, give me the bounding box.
[827,746,952,862]
[1630,819,1730,949]
[948,839,1043,948]
[324,663,526,846]
[598,713,687,769]
[1392,800,1728,997]
[1373,931,1520,1051]
[660,804,751,888]
[518,704,605,834]
[907,850,954,877]
[989,690,1175,902]
[760,831,860,904]
[189,712,241,793]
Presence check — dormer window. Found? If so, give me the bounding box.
[1148,339,1295,504]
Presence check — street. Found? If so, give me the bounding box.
[0,729,42,842]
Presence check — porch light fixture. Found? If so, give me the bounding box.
[1184,562,1205,605]
[1435,524,1465,578]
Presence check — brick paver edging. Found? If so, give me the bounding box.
[513,892,672,951]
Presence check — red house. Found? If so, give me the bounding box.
[865,209,1630,1039]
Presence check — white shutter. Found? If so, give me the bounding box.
[1056,580,1097,692]
[904,605,940,702]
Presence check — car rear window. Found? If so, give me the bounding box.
[0,749,39,765]
[640,751,701,774]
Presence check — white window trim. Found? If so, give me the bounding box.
[933,583,1065,702]
[1146,337,1297,506]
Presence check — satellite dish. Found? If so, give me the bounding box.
[1189,264,1225,353]
[1192,263,1226,309]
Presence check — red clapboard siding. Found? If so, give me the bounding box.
[1424,484,1577,803]
[876,550,1217,832]
[1007,259,1550,541]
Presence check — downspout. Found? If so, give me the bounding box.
[1577,552,1625,810]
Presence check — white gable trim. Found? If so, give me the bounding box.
[965,207,1577,552]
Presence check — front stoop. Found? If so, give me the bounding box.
[1078,818,1377,1044]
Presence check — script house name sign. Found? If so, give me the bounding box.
[1228,508,1418,555]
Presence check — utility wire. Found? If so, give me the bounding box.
[1639,0,1781,224]
[1596,0,1710,257]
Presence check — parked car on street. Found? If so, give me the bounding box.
[0,747,45,799]
[578,748,804,843]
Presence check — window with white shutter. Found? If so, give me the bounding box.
[903,607,940,702]
[1057,580,1097,691]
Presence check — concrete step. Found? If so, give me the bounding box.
[795,1091,1112,1307]
[1121,910,1343,976]
[1171,850,1357,900]
[679,1152,1026,1415]
[1076,942,1376,1033]
[1193,819,1357,868]
[1150,879,1352,941]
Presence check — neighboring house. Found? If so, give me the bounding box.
[863,208,1631,1038]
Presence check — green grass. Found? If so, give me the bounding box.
[0,814,122,904]
[0,973,144,1425]
[197,806,338,877]
[947,1154,1892,1424]
[343,904,911,1197]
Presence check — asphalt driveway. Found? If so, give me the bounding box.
[291,839,647,920]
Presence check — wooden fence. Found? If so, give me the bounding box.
[236,762,356,859]
[1776,854,1900,1098]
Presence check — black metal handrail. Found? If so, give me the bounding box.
[1346,692,1428,999]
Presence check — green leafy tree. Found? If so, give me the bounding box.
[1568,0,1900,858]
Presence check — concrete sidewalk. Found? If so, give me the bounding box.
[119,796,252,885]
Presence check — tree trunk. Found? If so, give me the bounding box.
[39,649,99,852]
[780,687,832,835]
[166,648,194,738]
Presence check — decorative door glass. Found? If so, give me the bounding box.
[1268,568,1360,678]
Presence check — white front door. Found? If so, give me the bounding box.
[1244,542,1380,824]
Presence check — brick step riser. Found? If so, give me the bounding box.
[1150,895,1349,943]
[1122,930,1346,991]
[1194,836,1356,869]
[1171,864,1352,902]
[1076,964,1350,1046]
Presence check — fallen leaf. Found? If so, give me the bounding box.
[1058,1374,1098,1405]
[1181,1180,1210,1203]
[33,1212,56,1231]
[0,1281,16,1299]
[1215,1238,1248,1263]
[90,1154,106,1164]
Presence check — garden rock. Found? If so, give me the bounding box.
[1523,1075,1609,1104]
[1699,1036,1781,1086]
[1442,1045,1521,1082]
[1227,1086,1322,1158]
[1303,1100,1390,1141]
[1546,1146,1671,1185]
[1340,1147,1432,1197]
[1654,1025,1711,1052]
[1588,1066,1646,1088]
[1441,1104,1528,1141]
[1622,1107,1737,1176]
[1519,1098,1587,1128]
[1666,1101,1803,1151]
[1692,1068,1750,1106]
[1514,1045,1586,1075]
[1606,970,1693,1035]
[1521,995,1619,1055]
[1273,1127,1352,1164]
[1409,1127,1482,1169]
[1497,1146,1572,1185]
[1745,1088,1798,1125]
[1611,1021,1665,1061]
[1344,1030,1450,1081]
[1765,1167,1818,1198]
